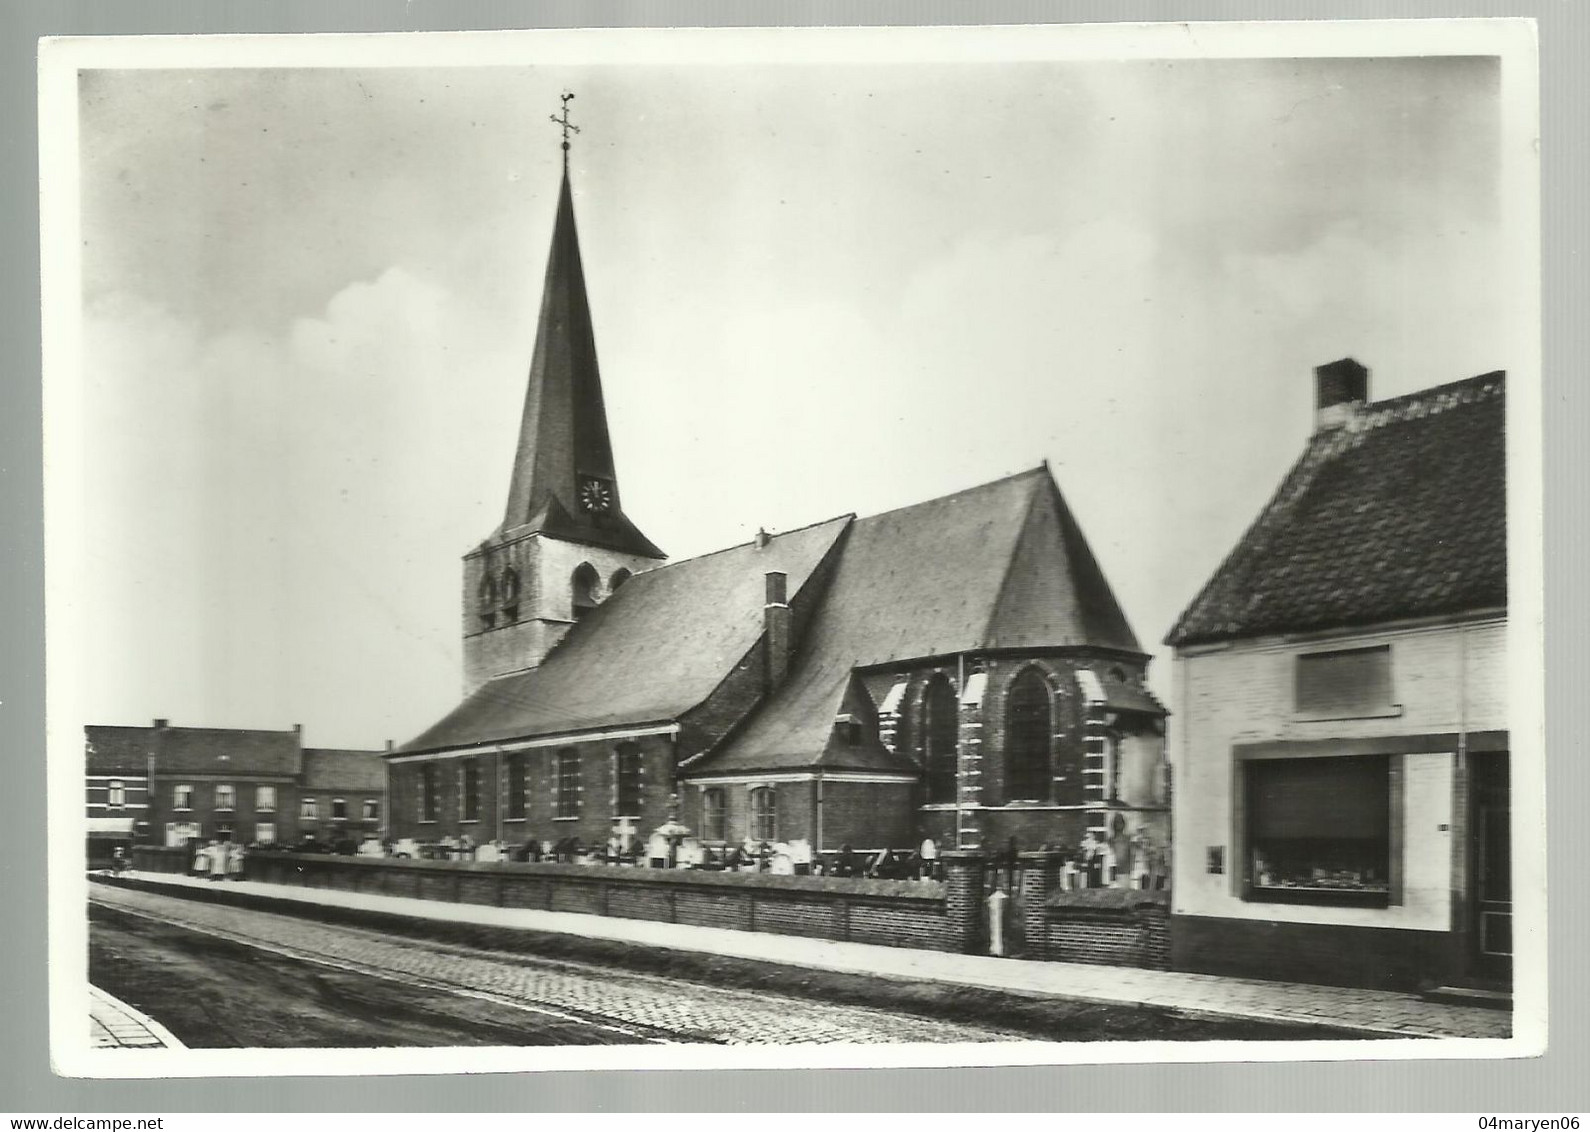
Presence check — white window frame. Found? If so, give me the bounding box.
[362,798,379,821]
[301,796,318,820]
[107,780,126,809]
[256,785,277,813]
[215,783,236,812]
[173,784,193,811]
[332,796,348,820]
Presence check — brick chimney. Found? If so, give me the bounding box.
[1314,357,1369,431]
[764,571,791,690]
[151,718,169,729]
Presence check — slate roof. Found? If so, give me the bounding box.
[498,169,663,559]
[1166,372,1505,648]
[85,726,154,775]
[85,724,301,777]
[401,516,853,753]
[688,466,1143,774]
[301,748,387,791]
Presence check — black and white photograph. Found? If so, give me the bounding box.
[39,20,1544,1076]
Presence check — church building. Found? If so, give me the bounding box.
[388,149,1169,873]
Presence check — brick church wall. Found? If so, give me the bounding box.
[238,852,957,952]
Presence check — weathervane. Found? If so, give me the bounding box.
[550,91,579,164]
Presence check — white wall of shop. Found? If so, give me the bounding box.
[1170,617,1505,929]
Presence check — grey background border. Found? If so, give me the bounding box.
[4,0,1582,1113]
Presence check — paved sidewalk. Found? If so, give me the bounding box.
[90,984,186,1049]
[102,871,1509,1041]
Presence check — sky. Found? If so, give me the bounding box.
[67,40,1510,748]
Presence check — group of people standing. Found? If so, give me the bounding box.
[190,838,246,881]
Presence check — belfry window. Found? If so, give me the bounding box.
[500,566,521,622]
[571,563,600,620]
[921,675,959,805]
[478,572,498,629]
[1005,668,1053,803]
[610,567,632,592]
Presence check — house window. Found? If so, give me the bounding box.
[1005,668,1053,802]
[256,785,277,813]
[107,780,125,809]
[332,797,348,820]
[255,822,276,845]
[300,796,317,820]
[215,784,235,811]
[571,564,600,620]
[420,764,439,822]
[173,784,193,811]
[1295,645,1394,717]
[555,748,581,818]
[749,786,777,842]
[363,799,380,822]
[701,788,726,842]
[615,742,642,817]
[506,752,527,820]
[921,675,959,805]
[460,758,480,822]
[1245,754,1391,908]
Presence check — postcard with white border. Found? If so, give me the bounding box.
[40,20,1544,1078]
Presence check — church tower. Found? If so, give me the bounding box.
[463,104,665,693]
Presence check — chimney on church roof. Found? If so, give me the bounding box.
[764,571,791,691]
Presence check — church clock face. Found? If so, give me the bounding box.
[578,477,613,513]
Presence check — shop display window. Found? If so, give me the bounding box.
[1245,753,1391,908]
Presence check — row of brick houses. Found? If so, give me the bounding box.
[85,720,388,858]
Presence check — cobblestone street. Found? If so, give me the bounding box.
[90,883,1034,1046]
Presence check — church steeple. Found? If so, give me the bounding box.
[500,161,663,559]
[461,107,665,693]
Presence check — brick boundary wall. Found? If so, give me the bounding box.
[178,849,957,954]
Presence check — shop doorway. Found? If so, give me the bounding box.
[1469,751,1511,984]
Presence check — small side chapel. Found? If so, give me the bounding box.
[388,123,1170,880]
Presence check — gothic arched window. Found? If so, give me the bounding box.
[609,567,633,592]
[571,563,600,619]
[921,675,959,805]
[1005,667,1053,803]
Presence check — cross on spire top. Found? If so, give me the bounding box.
[550,91,579,163]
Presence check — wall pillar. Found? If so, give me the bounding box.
[1017,850,1062,959]
[942,849,986,954]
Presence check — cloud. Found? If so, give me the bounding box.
[79,268,526,745]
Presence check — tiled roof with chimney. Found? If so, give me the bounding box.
[1166,370,1506,648]
[401,516,853,752]
[301,747,387,791]
[687,465,1144,774]
[497,169,663,559]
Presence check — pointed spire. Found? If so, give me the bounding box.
[500,141,663,559]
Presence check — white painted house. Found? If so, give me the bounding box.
[1165,360,1509,992]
